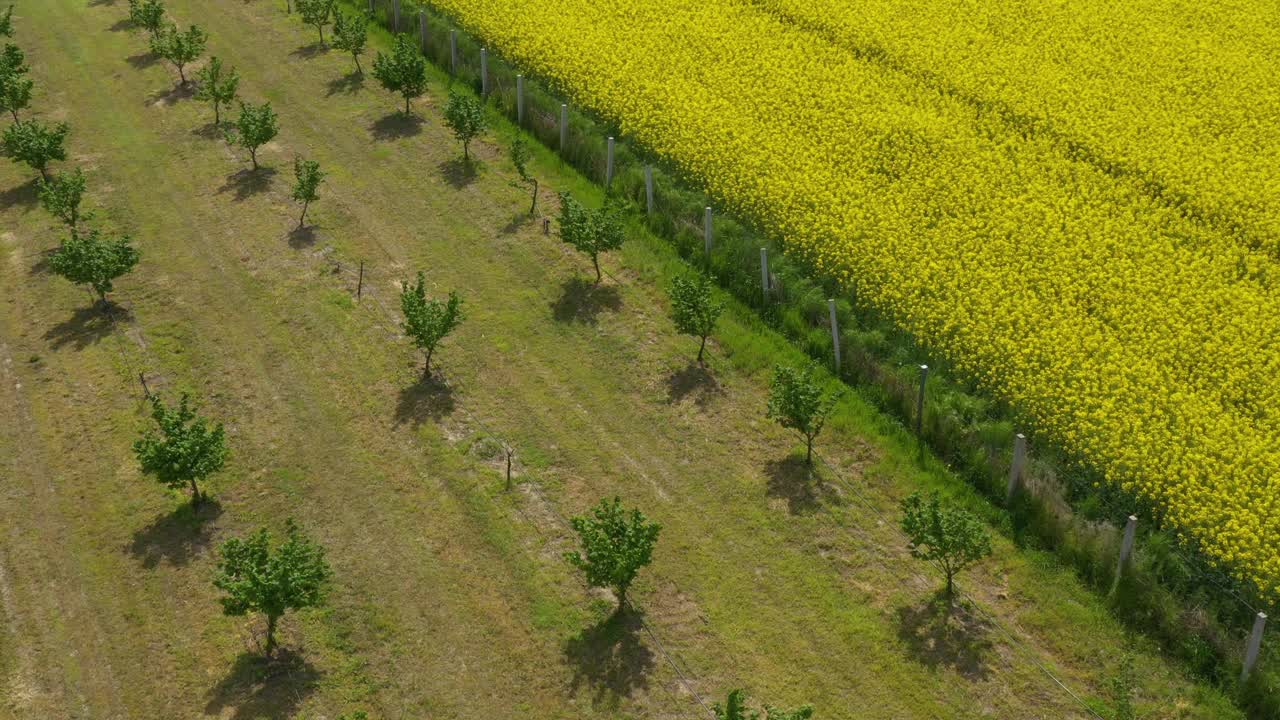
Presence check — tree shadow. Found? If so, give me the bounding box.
[43,304,120,351]
[29,248,54,276]
[500,212,533,236]
[550,276,621,325]
[92,0,121,6]
[125,52,160,69]
[438,157,476,190]
[147,82,195,106]
[204,650,321,720]
[764,453,836,515]
[395,374,456,426]
[289,42,328,60]
[665,362,722,407]
[369,112,423,141]
[0,178,40,211]
[287,225,317,249]
[894,591,995,681]
[128,498,224,569]
[191,121,226,140]
[218,167,278,202]
[564,607,654,705]
[325,70,364,97]
[107,18,133,31]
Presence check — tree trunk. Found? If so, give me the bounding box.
[806,435,813,465]
[353,54,362,76]
[298,200,309,229]
[318,26,325,46]
[423,347,434,379]
[697,335,707,365]
[189,477,202,506]
[213,102,221,125]
[37,166,48,182]
[592,254,601,284]
[404,95,411,115]
[529,178,538,216]
[945,571,954,600]
[9,109,18,123]
[178,64,186,85]
[249,147,258,170]
[463,140,470,163]
[264,613,279,656]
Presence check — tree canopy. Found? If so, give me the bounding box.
[37,168,88,231]
[509,136,538,215]
[565,496,661,608]
[47,228,138,303]
[225,101,278,170]
[899,491,992,598]
[194,56,239,125]
[765,364,834,465]
[371,34,426,114]
[0,42,32,122]
[1,117,66,181]
[127,0,167,37]
[400,272,463,379]
[133,393,228,505]
[296,0,336,46]
[443,90,486,163]
[669,274,724,365]
[213,519,332,657]
[150,23,207,85]
[291,156,325,229]
[331,9,368,75]
[557,192,625,284]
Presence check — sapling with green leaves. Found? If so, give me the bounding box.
[899,491,992,599]
[150,23,206,86]
[0,6,13,38]
[669,274,724,365]
[372,34,426,114]
[291,156,324,229]
[225,101,278,170]
[766,363,834,465]
[400,272,463,379]
[714,689,814,720]
[47,228,138,304]
[194,56,239,125]
[2,118,68,181]
[443,89,486,163]
[128,0,166,37]
[296,0,336,46]
[509,136,538,215]
[213,519,332,657]
[0,45,32,122]
[331,9,367,75]
[557,192,624,284]
[37,168,88,231]
[565,496,661,610]
[133,393,228,506]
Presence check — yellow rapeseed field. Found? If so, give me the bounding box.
[430,0,1280,595]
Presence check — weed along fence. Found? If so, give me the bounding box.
[354,0,1278,712]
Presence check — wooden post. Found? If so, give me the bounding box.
[605,137,615,188]
[828,299,841,372]
[542,217,550,235]
[516,74,525,125]
[760,248,770,302]
[644,165,654,214]
[1115,515,1137,583]
[1006,433,1027,503]
[449,30,458,74]
[915,364,928,435]
[391,0,400,32]
[418,11,427,50]
[703,206,713,258]
[1242,612,1268,683]
[480,47,489,97]
[357,261,364,301]
[559,104,568,152]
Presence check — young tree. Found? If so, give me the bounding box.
[133,393,228,506]
[400,273,463,379]
[2,118,68,181]
[766,364,834,465]
[0,43,31,122]
[565,496,661,609]
[557,192,624,284]
[37,168,88,231]
[150,23,206,86]
[899,491,992,599]
[47,228,139,304]
[371,34,426,115]
[509,136,538,215]
[291,156,324,229]
[296,0,335,46]
[128,0,166,38]
[669,275,725,365]
[0,6,13,38]
[213,519,332,657]
[443,89,486,163]
[714,690,814,720]
[194,56,239,125]
[225,101,278,170]
[330,9,367,75]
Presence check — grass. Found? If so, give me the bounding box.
[0,1,1246,718]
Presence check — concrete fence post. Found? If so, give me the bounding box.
[1006,433,1027,503]
[1242,612,1268,683]
[915,364,929,435]
[516,74,525,125]
[391,0,400,32]
[368,0,374,14]
[449,30,458,74]
[418,11,427,50]
[828,300,842,371]
[605,137,615,188]
[703,206,713,258]
[559,104,568,152]
[760,248,770,302]
[644,165,654,214]
[480,48,489,97]
[1115,515,1138,585]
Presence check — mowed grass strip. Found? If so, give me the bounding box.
[0,1,1240,719]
